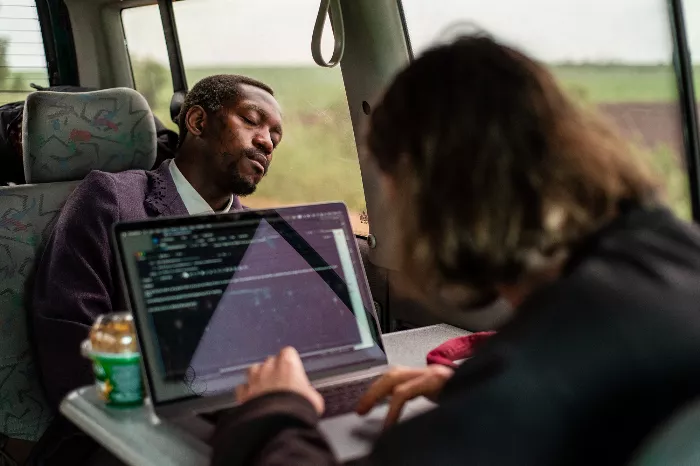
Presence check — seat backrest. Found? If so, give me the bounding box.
[0,87,156,442]
[23,87,156,183]
[629,398,700,466]
[0,181,78,441]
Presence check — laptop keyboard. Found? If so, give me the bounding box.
[196,376,382,423]
[318,376,380,419]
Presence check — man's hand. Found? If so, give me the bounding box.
[356,365,454,427]
[235,347,325,416]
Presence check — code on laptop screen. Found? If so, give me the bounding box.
[118,206,382,403]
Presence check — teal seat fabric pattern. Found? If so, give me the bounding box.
[0,182,78,441]
[22,88,157,184]
[1,87,158,442]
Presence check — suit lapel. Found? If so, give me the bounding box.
[144,159,189,217]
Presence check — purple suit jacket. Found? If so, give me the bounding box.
[31,159,243,407]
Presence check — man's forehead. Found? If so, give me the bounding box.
[237,84,282,116]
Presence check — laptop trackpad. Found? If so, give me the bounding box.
[319,397,436,462]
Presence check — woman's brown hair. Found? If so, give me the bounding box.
[366,35,660,302]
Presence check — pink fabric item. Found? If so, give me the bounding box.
[426,331,497,368]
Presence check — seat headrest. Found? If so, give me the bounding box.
[23,87,157,183]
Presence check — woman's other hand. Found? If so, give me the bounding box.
[356,365,454,427]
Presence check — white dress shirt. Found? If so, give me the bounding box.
[169,160,234,215]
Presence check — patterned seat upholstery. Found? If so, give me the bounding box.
[0,182,77,441]
[0,88,157,442]
[23,88,156,183]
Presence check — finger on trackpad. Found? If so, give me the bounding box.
[350,418,384,440]
[350,398,435,440]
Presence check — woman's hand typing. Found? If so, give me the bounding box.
[356,365,454,427]
[236,346,325,416]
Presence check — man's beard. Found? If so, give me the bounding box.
[230,168,257,196]
[231,148,269,196]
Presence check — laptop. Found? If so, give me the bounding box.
[112,202,389,425]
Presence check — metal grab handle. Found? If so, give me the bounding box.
[311,0,345,68]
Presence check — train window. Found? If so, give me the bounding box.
[168,0,367,235]
[0,0,50,104]
[401,0,693,220]
[122,0,368,235]
[121,4,176,130]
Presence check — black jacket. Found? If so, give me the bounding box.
[212,204,700,466]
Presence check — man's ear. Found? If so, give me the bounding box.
[185,105,207,137]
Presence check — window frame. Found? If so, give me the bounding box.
[669,0,700,221]
[35,0,78,86]
[120,1,186,124]
[119,6,139,93]
[334,0,411,268]
[155,0,187,117]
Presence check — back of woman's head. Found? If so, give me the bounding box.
[367,35,659,301]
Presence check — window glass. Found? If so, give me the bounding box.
[401,0,692,220]
[684,1,700,154]
[0,0,50,104]
[123,0,368,235]
[121,5,176,130]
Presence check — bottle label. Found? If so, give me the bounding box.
[91,352,144,407]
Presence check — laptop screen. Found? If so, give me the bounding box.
[114,203,386,405]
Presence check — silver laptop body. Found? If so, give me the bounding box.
[112,202,388,423]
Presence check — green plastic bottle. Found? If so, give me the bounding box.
[83,312,144,408]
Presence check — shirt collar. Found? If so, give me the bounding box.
[169,160,234,215]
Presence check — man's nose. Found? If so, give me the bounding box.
[252,132,273,156]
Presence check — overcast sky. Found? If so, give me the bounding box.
[1,0,699,69]
[120,0,700,67]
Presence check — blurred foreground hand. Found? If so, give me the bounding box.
[236,346,325,416]
[356,365,454,427]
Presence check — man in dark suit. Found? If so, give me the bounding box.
[29,74,282,464]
